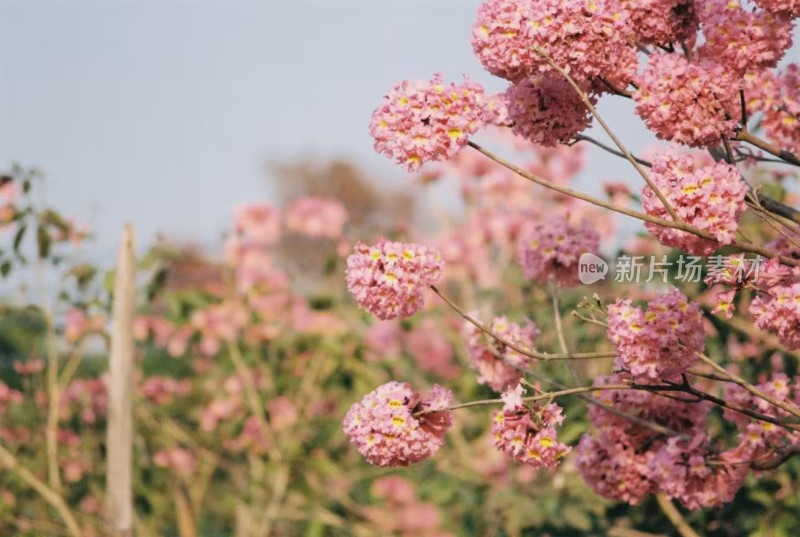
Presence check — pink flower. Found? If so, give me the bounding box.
[506,74,596,146]
[634,53,740,147]
[284,196,349,240]
[500,383,525,411]
[471,0,538,82]
[473,0,638,86]
[754,0,800,16]
[711,287,738,319]
[266,396,297,430]
[623,0,699,46]
[60,379,107,424]
[140,377,191,405]
[642,148,748,255]
[575,432,656,504]
[190,302,249,356]
[484,92,510,127]
[607,289,705,382]
[698,0,794,74]
[342,382,454,467]
[371,476,415,505]
[0,180,18,226]
[153,448,197,480]
[345,240,444,320]
[491,392,570,470]
[589,373,709,443]
[63,309,105,342]
[762,64,800,155]
[233,202,281,245]
[750,261,800,350]
[133,315,174,346]
[465,314,539,392]
[363,320,403,362]
[369,74,489,172]
[0,382,23,412]
[724,373,800,460]
[650,436,748,510]
[404,319,460,379]
[12,359,44,376]
[517,215,601,286]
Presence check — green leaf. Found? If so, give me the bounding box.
[36,225,51,259]
[12,224,27,263]
[65,263,97,290]
[0,261,11,277]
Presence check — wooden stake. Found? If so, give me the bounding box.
[106,224,136,536]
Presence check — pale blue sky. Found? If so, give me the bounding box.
[1,0,797,259]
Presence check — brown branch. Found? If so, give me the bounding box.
[429,285,616,361]
[736,130,800,167]
[467,141,799,267]
[535,48,681,222]
[657,495,701,537]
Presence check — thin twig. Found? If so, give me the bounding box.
[574,134,653,167]
[550,283,582,385]
[430,285,616,361]
[535,47,681,222]
[467,141,799,267]
[657,495,701,537]
[696,353,800,419]
[0,444,82,537]
[736,130,800,167]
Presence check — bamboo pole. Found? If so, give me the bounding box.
[106,224,136,536]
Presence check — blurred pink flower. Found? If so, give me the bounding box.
[12,359,44,376]
[404,319,459,379]
[233,202,281,245]
[153,448,197,480]
[285,196,349,239]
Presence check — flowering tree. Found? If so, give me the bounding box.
[344,0,800,529]
[4,1,800,535]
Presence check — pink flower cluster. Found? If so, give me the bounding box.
[345,240,444,320]
[63,308,105,343]
[649,436,749,510]
[190,302,249,356]
[588,373,710,445]
[465,315,539,392]
[140,376,192,405]
[0,180,17,226]
[472,0,638,86]
[363,477,448,535]
[575,433,656,504]
[762,64,800,155]
[0,382,23,413]
[642,149,748,255]
[723,374,800,458]
[506,74,596,146]
[491,385,570,470]
[517,216,600,287]
[749,260,800,349]
[233,202,281,245]
[369,74,488,172]
[285,196,349,240]
[153,448,197,480]
[405,319,461,379]
[634,53,739,147]
[607,289,704,382]
[577,373,747,508]
[755,0,800,16]
[624,0,699,46]
[60,379,107,425]
[342,382,454,467]
[698,0,794,74]
[471,0,538,82]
